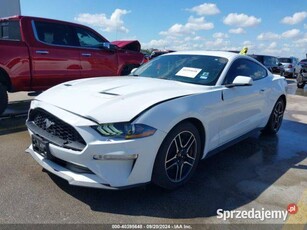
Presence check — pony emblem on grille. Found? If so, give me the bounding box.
[44,118,55,129]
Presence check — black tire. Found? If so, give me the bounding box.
[280,71,284,77]
[297,82,305,89]
[262,98,285,135]
[297,72,306,88]
[152,122,202,190]
[0,83,8,115]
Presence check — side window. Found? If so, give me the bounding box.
[34,21,79,46]
[224,59,267,84]
[248,61,267,80]
[0,21,21,41]
[75,27,106,48]
[264,56,278,66]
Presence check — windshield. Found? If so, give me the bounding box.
[133,54,228,86]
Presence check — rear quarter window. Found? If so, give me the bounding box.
[224,58,268,84]
[0,20,21,41]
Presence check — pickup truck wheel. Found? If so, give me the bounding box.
[0,83,8,115]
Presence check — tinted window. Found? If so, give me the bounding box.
[34,21,79,46]
[249,55,263,63]
[264,56,278,66]
[278,58,292,63]
[133,55,228,86]
[76,27,106,48]
[224,59,267,84]
[0,20,21,41]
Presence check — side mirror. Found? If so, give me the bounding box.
[130,68,138,75]
[226,76,253,88]
[101,42,117,51]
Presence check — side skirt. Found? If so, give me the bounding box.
[203,128,263,159]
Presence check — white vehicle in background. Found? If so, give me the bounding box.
[279,57,299,78]
[26,51,287,190]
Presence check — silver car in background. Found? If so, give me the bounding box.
[278,57,299,78]
[295,59,307,89]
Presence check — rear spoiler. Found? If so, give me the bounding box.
[111,40,141,52]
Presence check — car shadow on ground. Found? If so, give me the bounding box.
[48,118,307,219]
[0,101,30,135]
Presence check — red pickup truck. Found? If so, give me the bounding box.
[0,16,145,114]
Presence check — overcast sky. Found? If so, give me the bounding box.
[20,0,307,59]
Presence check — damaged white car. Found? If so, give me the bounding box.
[26,51,287,190]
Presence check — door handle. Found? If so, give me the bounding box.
[36,50,49,54]
[81,53,92,57]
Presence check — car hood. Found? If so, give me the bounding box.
[36,77,209,123]
[111,40,141,52]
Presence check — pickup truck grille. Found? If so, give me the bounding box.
[27,109,86,151]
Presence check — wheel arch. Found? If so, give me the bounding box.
[279,94,286,110]
[151,117,207,189]
[172,117,206,158]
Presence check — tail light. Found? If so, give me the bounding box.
[288,64,293,68]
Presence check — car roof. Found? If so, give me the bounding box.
[249,54,277,58]
[163,50,243,60]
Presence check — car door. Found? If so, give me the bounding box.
[219,58,269,145]
[30,20,81,90]
[75,26,118,77]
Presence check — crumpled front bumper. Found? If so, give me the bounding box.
[26,145,114,189]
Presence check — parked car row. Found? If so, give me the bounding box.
[248,54,307,88]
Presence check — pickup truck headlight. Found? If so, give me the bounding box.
[93,123,156,139]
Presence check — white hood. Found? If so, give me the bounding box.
[36,77,209,123]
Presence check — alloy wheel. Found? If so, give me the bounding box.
[164,131,197,183]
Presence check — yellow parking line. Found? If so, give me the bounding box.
[283,189,307,229]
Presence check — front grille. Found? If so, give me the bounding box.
[28,108,86,151]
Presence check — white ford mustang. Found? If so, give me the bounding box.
[26,51,287,190]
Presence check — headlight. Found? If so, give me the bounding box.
[93,123,156,139]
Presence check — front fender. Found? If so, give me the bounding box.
[134,91,224,156]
